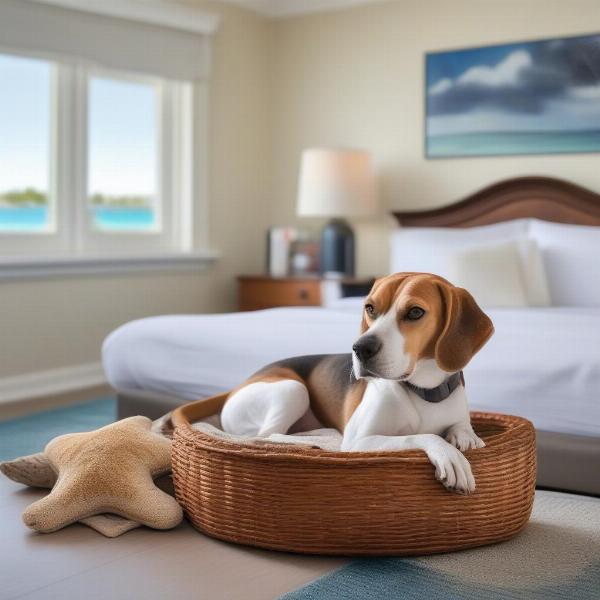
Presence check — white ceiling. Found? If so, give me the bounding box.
[216,0,392,18]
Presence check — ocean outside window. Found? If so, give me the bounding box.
[88,76,159,232]
[0,53,52,232]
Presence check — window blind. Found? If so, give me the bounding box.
[0,0,216,80]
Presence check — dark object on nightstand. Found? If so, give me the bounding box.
[340,278,374,297]
[320,218,355,277]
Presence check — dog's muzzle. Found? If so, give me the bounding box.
[352,335,382,365]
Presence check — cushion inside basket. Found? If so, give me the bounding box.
[191,414,344,451]
[189,414,507,453]
[167,392,513,457]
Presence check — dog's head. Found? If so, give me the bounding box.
[352,272,494,387]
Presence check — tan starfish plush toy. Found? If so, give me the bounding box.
[21,416,182,533]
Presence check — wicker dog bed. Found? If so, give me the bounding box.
[171,393,536,556]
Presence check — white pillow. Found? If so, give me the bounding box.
[390,220,529,276]
[446,241,529,307]
[529,219,600,306]
[389,220,550,306]
[519,238,551,306]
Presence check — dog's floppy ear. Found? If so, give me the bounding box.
[435,282,494,372]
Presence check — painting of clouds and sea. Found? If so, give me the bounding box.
[426,34,600,158]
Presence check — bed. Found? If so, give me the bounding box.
[104,176,600,496]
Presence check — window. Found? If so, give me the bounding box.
[0,49,197,258]
[88,75,159,233]
[0,54,53,233]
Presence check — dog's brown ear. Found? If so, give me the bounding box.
[435,282,494,372]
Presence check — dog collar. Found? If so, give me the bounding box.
[402,371,463,403]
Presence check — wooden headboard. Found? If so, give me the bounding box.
[392,176,600,227]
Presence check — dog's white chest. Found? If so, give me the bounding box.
[407,386,470,435]
[361,379,469,437]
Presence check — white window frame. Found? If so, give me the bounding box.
[0,45,208,264]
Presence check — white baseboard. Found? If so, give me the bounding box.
[0,362,107,405]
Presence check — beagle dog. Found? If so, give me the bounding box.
[221,273,494,494]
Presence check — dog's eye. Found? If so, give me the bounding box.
[365,303,376,318]
[406,307,425,321]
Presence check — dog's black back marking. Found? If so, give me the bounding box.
[256,354,355,391]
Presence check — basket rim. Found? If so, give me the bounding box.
[174,411,535,465]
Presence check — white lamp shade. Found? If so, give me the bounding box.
[297,148,378,218]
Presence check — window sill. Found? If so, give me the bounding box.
[0,251,220,281]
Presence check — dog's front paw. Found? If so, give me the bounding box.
[426,439,476,494]
[445,424,485,452]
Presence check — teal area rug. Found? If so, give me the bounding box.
[281,491,600,600]
[0,397,116,461]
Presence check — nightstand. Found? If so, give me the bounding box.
[237,275,375,311]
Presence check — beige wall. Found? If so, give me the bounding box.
[270,0,600,276]
[0,1,272,378]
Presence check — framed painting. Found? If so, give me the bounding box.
[426,33,600,158]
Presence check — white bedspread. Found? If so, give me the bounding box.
[103,303,600,438]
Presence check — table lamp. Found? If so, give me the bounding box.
[297,148,377,277]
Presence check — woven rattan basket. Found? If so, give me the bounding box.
[171,393,536,556]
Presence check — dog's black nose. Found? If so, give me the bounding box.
[352,335,382,362]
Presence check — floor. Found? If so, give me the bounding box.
[0,384,114,422]
[281,491,600,600]
[0,397,116,461]
[1,476,346,600]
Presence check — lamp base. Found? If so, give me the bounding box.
[320,218,355,277]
